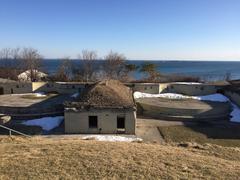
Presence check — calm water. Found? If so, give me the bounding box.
[1,59,240,81]
[43,60,240,81]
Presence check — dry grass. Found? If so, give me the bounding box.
[0,136,240,179]
[159,125,240,147]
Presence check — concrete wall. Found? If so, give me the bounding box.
[0,81,225,97]
[159,83,220,96]
[132,83,160,94]
[32,82,88,94]
[0,82,32,94]
[129,82,224,96]
[138,101,231,120]
[224,91,240,107]
[64,109,136,134]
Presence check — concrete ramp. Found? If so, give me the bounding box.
[136,125,164,143]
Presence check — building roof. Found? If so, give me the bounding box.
[65,80,135,109]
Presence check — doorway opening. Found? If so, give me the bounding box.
[117,116,125,133]
[0,87,3,95]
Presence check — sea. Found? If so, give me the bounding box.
[1,59,240,81]
[43,60,240,81]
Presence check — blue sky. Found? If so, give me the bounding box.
[0,0,240,60]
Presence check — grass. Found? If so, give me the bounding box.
[1,136,240,179]
[158,124,240,147]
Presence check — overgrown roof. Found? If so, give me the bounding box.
[66,80,135,109]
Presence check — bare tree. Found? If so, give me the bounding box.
[103,51,126,80]
[54,57,73,81]
[75,50,98,82]
[20,48,43,81]
[0,47,21,80]
[11,47,21,60]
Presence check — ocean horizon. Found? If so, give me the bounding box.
[41,59,240,81]
[1,59,239,81]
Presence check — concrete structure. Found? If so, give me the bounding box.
[136,97,231,121]
[0,81,91,95]
[0,93,72,120]
[159,82,227,96]
[131,83,161,94]
[0,80,230,96]
[225,91,240,106]
[0,82,32,94]
[224,80,240,106]
[65,109,136,134]
[32,82,90,94]
[64,80,136,134]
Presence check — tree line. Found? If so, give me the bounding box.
[0,47,161,82]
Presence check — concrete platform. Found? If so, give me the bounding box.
[0,94,73,119]
[137,97,231,121]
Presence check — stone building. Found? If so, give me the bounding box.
[64,80,136,134]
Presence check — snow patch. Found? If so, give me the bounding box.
[71,93,79,98]
[35,92,46,97]
[22,116,64,131]
[81,135,142,142]
[134,92,228,102]
[230,103,240,123]
[196,94,229,102]
[173,82,202,85]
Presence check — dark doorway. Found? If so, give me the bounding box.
[11,88,13,94]
[89,116,98,128]
[117,116,125,129]
[0,87,3,95]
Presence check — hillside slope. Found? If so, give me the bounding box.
[0,136,240,179]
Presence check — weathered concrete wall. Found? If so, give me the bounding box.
[224,91,240,107]
[32,82,87,94]
[139,101,230,118]
[0,82,32,94]
[132,83,160,94]
[64,109,136,134]
[129,82,224,96]
[159,83,220,96]
[0,81,226,97]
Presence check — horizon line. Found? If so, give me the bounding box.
[43,58,240,62]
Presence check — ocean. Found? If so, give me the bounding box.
[1,59,240,81]
[43,60,240,81]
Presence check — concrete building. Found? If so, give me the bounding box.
[64,80,136,134]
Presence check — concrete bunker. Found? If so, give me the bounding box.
[64,80,136,134]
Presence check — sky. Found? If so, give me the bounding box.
[0,0,240,60]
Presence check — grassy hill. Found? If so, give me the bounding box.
[0,136,240,179]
